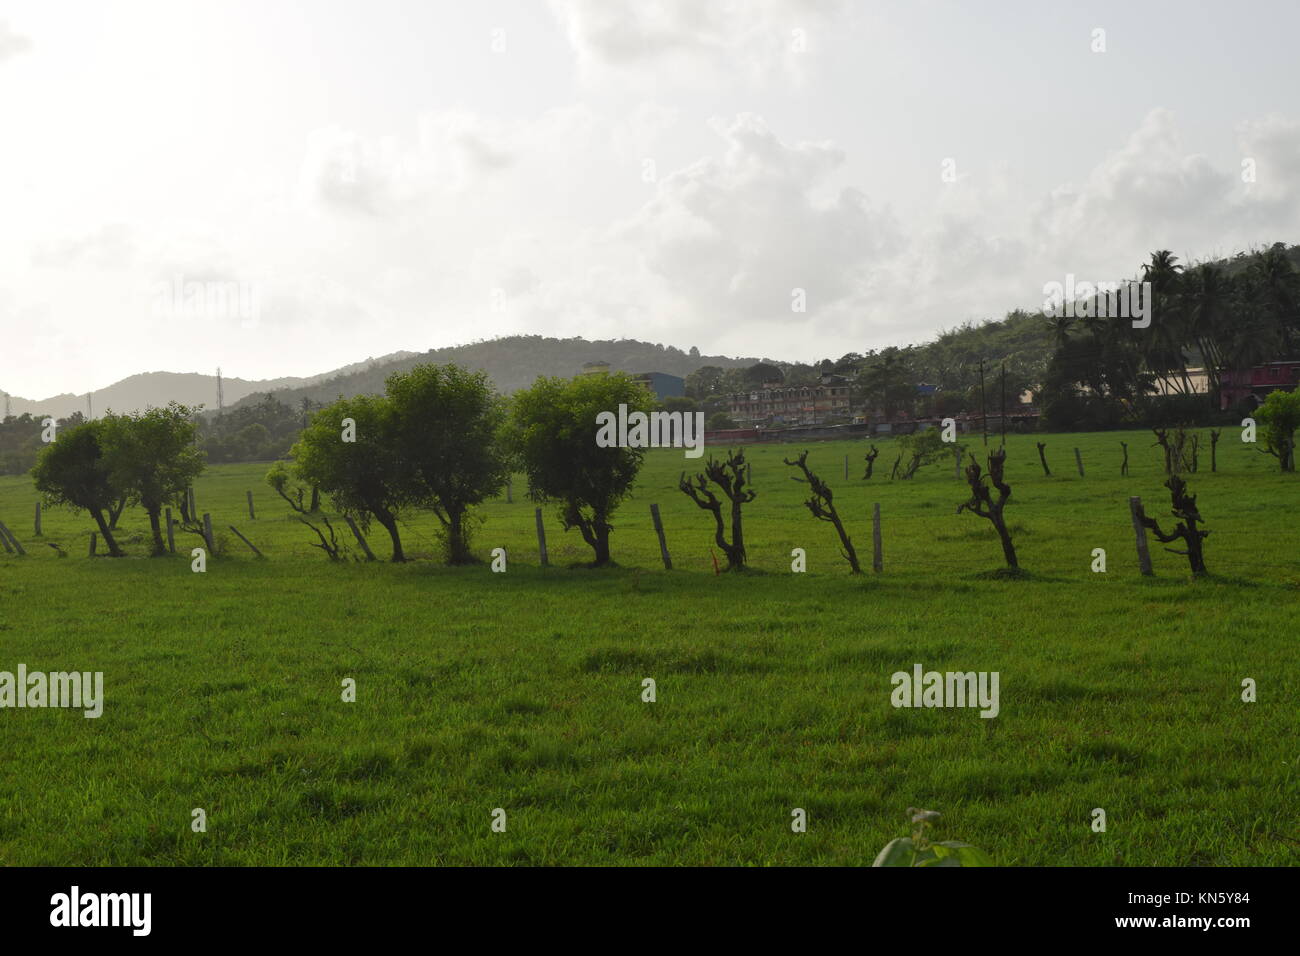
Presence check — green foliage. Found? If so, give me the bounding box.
[508,372,655,564]
[292,393,409,560]
[385,364,508,563]
[1254,388,1300,472]
[872,809,994,867]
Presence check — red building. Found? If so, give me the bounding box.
[1219,361,1300,410]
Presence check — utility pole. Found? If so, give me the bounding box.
[217,367,224,413]
[1000,362,1007,446]
[87,392,93,419]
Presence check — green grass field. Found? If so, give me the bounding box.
[0,428,1296,865]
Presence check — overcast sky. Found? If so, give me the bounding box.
[1,0,1297,399]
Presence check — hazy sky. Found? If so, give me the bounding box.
[2,0,1297,399]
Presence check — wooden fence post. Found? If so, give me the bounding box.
[229,525,263,557]
[188,486,197,518]
[0,524,12,554]
[649,503,672,570]
[1074,447,1085,477]
[202,513,216,553]
[342,515,376,561]
[534,507,549,567]
[89,533,97,557]
[954,447,963,479]
[166,508,175,554]
[34,502,42,536]
[247,490,256,520]
[872,503,882,572]
[844,454,849,480]
[506,477,512,504]
[1129,496,1153,576]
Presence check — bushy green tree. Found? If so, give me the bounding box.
[100,403,205,555]
[292,394,410,560]
[386,364,508,564]
[1255,388,1300,472]
[508,373,654,565]
[32,420,125,556]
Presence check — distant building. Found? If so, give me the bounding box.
[630,371,685,400]
[1220,361,1300,409]
[726,374,852,426]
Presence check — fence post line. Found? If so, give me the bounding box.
[247,490,256,520]
[188,486,196,518]
[89,533,97,558]
[1129,496,1153,576]
[954,447,963,479]
[34,502,42,536]
[1074,448,1085,477]
[872,503,882,572]
[165,508,175,554]
[342,515,375,561]
[202,513,216,553]
[534,507,549,567]
[649,503,672,570]
[506,477,513,504]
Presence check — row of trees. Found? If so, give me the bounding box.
[1040,244,1300,428]
[277,365,654,565]
[32,403,204,557]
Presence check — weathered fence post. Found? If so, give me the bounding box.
[954,447,963,479]
[1129,496,1153,576]
[534,507,549,566]
[202,513,216,553]
[247,490,256,520]
[0,523,12,554]
[1074,447,1085,477]
[342,515,375,561]
[166,508,176,554]
[649,503,672,570]
[34,502,41,536]
[89,533,97,557]
[506,477,513,504]
[188,486,197,519]
[872,503,882,572]
[229,525,263,557]
[844,454,849,480]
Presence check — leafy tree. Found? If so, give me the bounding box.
[1254,388,1300,472]
[31,420,125,556]
[292,394,410,561]
[100,403,206,556]
[508,373,654,565]
[706,411,739,430]
[386,364,508,563]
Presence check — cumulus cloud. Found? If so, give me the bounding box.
[549,0,846,87]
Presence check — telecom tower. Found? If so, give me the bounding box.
[217,367,224,413]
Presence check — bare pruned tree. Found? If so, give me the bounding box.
[956,447,1019,570]
[784,449,861,573]
[1140,474,1209,576]
[862,445,879,479]
[679,448,755,571]
[298,515,342,560]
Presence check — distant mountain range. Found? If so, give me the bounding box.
[1,338,756,418]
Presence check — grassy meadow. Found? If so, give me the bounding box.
[0,428,1296,866]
